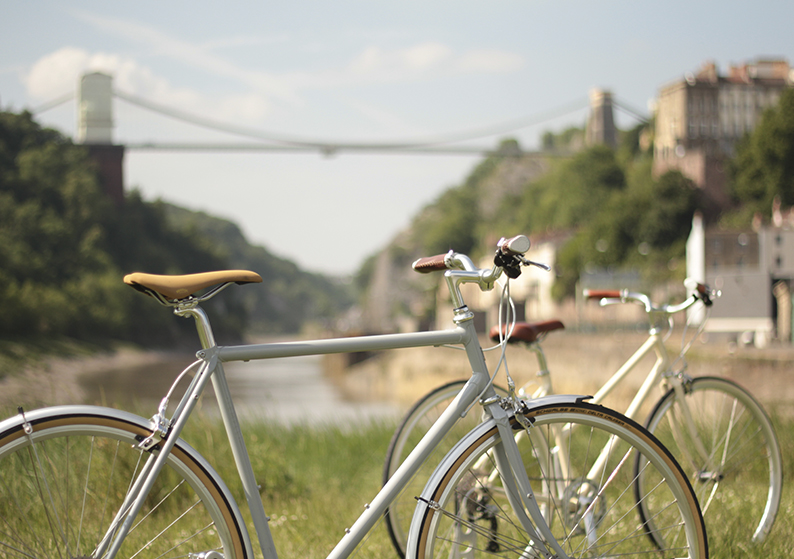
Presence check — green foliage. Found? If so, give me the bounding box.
[541,126,584,151]
[163,205,355,334]
[415,184,479,256]
[0,111,131,341]
[509,145,626,234]
[0,110,352,348]
[730,88,794,215]
[551,169,698,298]
[408,153,507,258]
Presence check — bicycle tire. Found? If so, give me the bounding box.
[383,380,508,558]
[0,406,250,559]
[637,376,782,547]
[408,400,708,559]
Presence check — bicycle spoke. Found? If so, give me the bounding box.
[27,441,69,559]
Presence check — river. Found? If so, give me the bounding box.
[78,352,402,427]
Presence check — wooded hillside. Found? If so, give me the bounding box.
[0,110,353,347]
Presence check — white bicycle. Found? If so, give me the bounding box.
[0,236,707,559]
[383,281,781,557]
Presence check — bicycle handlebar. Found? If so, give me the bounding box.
[412,252,451,273]
[583,280,717,315]
[412,235,531,275]
[411,235,545,309]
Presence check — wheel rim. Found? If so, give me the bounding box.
[644,378,782,545]
[416,407,705,559]
[0,415,244,559]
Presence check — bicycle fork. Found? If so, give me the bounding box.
[487,404,572,559]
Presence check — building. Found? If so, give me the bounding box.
[654,59,793,213]
[686,210,794,346]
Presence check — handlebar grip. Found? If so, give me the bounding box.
[498,235,531,256]
[694,282,714,306]
[583,289,622,300]
[412,254,449,273]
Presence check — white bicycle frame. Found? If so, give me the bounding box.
[98,262,584,559]
[513,293,712,487]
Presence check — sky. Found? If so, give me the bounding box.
[1,1,793,276]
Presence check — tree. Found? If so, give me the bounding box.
[551,168,699,299]
[731,88,794,215]
[511,144,626,234]
[0,111,238,343]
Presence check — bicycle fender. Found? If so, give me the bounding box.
[521,393,591,409]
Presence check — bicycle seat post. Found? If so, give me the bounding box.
[175,303,217,350]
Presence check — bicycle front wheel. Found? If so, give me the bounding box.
[383,381,508,558]
[409,401,707,559]
[0,406,249,559]
[639,376,783,546]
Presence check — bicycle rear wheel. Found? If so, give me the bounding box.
[409,401,707,559]
[638,376,782,546]
[383,381,508,558]
[0,406,249,559]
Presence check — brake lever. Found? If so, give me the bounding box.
[518,255,551,272]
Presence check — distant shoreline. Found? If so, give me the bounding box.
[2,331,790,417]
[0,347,191,410]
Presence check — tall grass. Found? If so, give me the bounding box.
[181,413,400,559]
[184,410,792,559]
[0,403,789,558]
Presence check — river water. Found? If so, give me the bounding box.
[79,353,402,427]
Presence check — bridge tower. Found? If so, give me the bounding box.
[77,72,125,205]
[585,88,617,149]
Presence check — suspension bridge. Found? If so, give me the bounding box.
[33,72,648,157]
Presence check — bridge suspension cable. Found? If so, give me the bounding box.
[31,93,75,114]
[27,86,654,155]
[113,88,589,154]
[612,97,651,123]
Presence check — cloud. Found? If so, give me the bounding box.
[341,42,522,84]
[74,11,300,105]
[74,11,523,91]
[454,49,524,74]
[24,47,92,99]
[23,47,272,124]
[23,12,524,133]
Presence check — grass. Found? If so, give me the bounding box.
[0,402,790,558]
[180,413,401,559]
[184,411,793,559]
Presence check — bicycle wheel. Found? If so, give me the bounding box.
[0,406,250,559]
[638,376,782,546]
[383,381,508,558]
[409,400,708,559]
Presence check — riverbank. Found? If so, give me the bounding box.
[0,345,193,409]
[2,330,792,417]
[336,329,794,414]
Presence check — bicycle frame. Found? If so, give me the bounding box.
[100,299,580,559]
[590,328,673,420]
[515,304,713,487]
